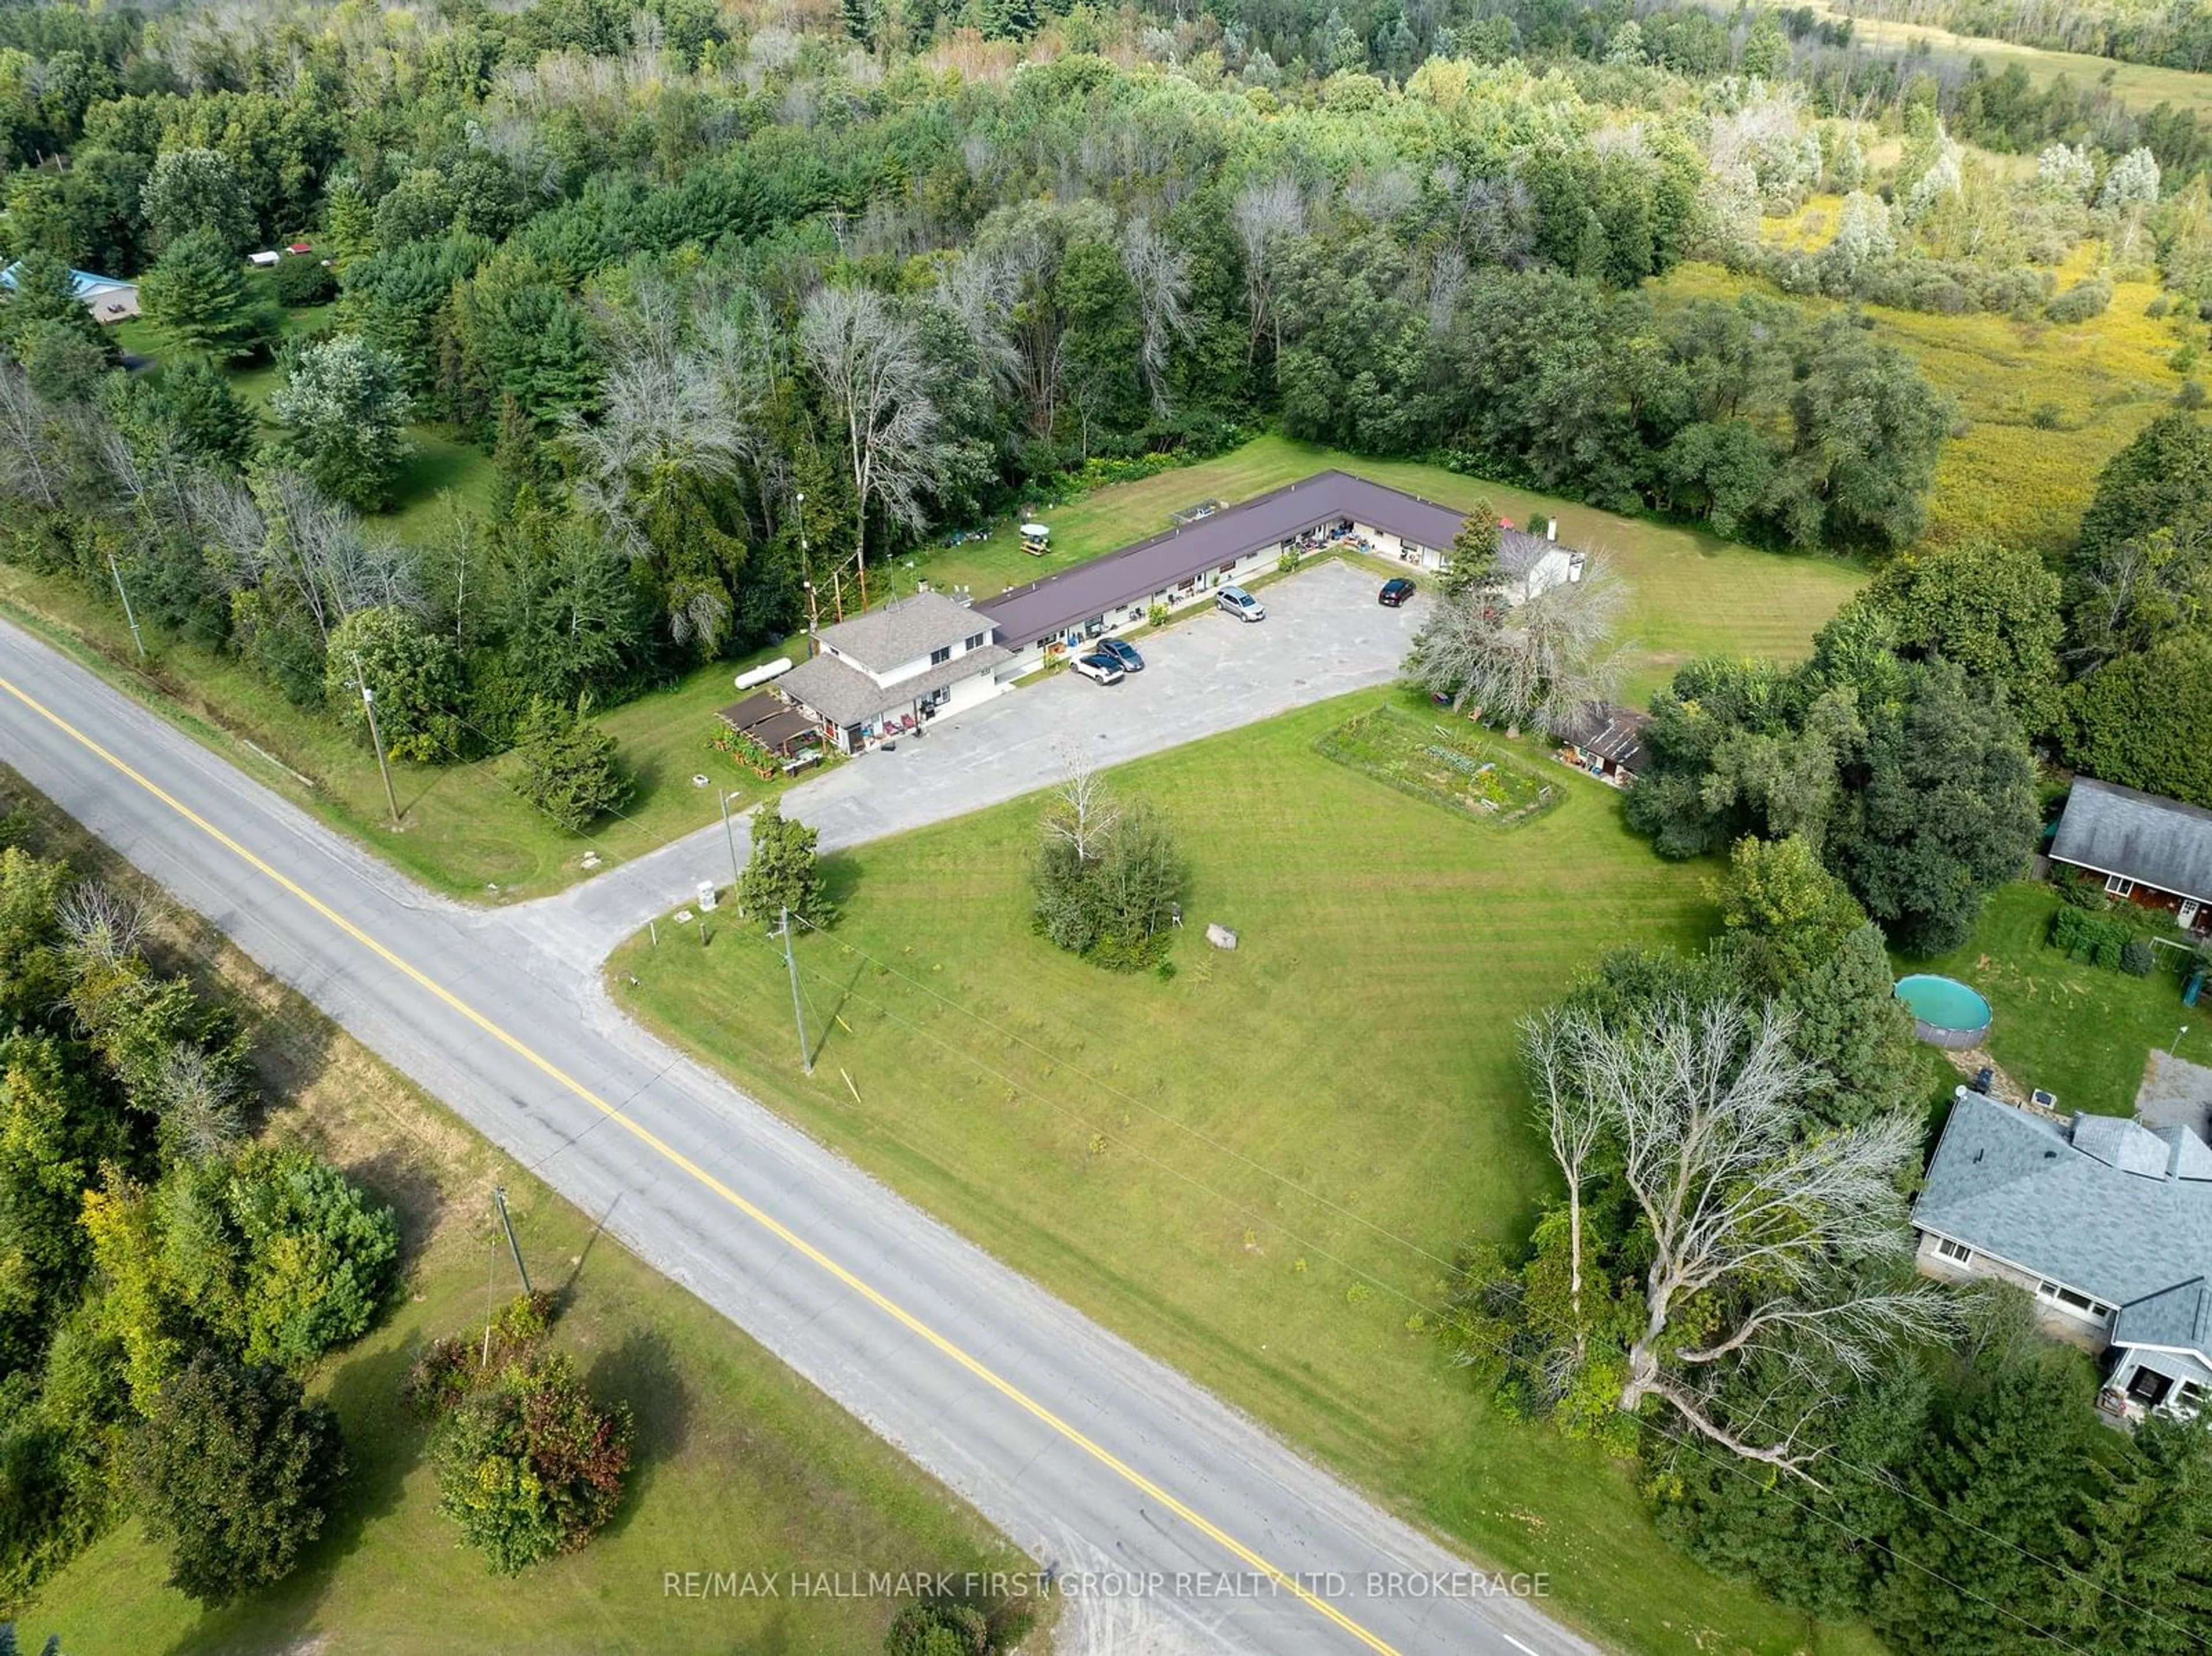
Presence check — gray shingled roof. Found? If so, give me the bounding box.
[2050,776,2212,903]
[2114,1279,2211,1355]
[1563,704,1648,768]
[1916,1091,2212,1359]
[979,471,1491,646]
[777,644,1009,729]
[815,591,991,676]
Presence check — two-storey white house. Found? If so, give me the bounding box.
[776,592,1007,753]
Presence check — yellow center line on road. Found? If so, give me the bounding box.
[0,672,1410,1656]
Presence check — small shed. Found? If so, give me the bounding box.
[1559,704,1649,787]
[286,241,313,256]
[247,251,281,269]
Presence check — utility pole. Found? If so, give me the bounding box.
[781,905,812,1074]
[720,789,743,892]
[492,1185,533,1297]
[797,491,819,641]
[106,550,145,661]
[353,654,402,829]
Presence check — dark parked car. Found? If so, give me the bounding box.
[1378,577,1416,607]
[1095,638,1144,672]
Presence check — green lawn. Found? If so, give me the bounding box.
[5,775,1028,1656]
[896,434,1865,702]
[611,689,1880,1656]
[1908,882,2210,1115]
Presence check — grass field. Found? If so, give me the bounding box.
[2,772,1027,1656]
[611,688,1881,1656]
[1790,0,2212,118]
[899,434,1866,700]
[1657,255,2192,552]
[1908,881,2211,1114]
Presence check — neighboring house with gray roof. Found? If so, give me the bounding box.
[777,591,1006,753]
[2049,776,2212,933]
[1914,1087,2212,1422]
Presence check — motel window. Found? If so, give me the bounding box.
[1178,575,1197,593]
[930,645,952,666]
[1936,1237,1973,1264]
[965,632,984,651]
[2107,873,2136,897]
[1219,559,1237,575]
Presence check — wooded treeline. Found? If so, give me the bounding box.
[0,0,1971,780]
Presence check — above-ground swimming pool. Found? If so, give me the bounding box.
[1895,975,1994,1049]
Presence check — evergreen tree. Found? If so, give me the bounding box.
[150,358,258,468]
[736,802,833,928]
[1437,501,1501,600]
[2066,1413,2212,1654]
[1872,1319,2091,1656]
[0,249,103,359]
[514,696,631,832]
[137,229,275,363]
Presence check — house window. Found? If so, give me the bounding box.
[1936,1237,1974,1264]
[2037,1280,2113,1320]
[2107,873,2137,897]
[930,645,952,666]
[1218,559,1237,575]
[2176,1380,2206,1414]
[964,632,984,651]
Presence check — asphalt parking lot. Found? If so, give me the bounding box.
[790,558,1429,848]
[539,559,1427,946]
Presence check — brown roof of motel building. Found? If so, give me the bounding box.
[979,472,1488,645]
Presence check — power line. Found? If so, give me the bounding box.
[33,568,2207,1650]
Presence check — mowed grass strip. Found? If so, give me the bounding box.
[615,693,1879,1656]
[5,773,1027,1656]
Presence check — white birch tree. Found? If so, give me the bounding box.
[1539,994,1956,1476]
[798,284,945,610]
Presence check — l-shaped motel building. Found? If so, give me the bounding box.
[774,471,1577,754]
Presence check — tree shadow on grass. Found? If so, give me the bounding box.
[585,1327,692,1544]
[151,1335,425,1656]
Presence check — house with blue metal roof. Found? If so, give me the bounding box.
[0,260,139,322]
[1914,1086,2212,1423]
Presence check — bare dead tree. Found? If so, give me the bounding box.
[1230,176,1306,366]
[0,362,62,510]
[1120,216,1194,415]
[933,248,1024,397]
[1522,1009,1607,1358]
[235,469,422,644]
[56,880,153,969]
[565,346,751,563]
[155,1040,249,1162]
[1425,242,1468,336]
[1042,738,1121,863]
[798,284,945,610]
[1404,555,1630,736]
[1546,994,1956,1476]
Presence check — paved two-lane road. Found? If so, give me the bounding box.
[0,591,1593,1656]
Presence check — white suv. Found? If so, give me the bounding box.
[1216,585,1266,622]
